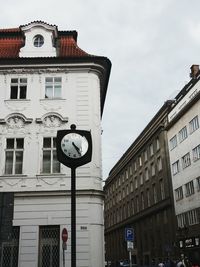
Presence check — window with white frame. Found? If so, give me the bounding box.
[182,152,191,169]
[179,126,188,142]
[185,180,194,196]
[177,213,187,228]
[172,160,180,175]
[188,209,199,225]
[42,137,60,173]
[189,115,199,134]
[5,138,24,174]
[169,135,177,150]
[197,177,200,191]
[175,186,183,201]
[157,156,162,171]
[192,144,200,162]
[45,77,62,99]
[10,78,27,99]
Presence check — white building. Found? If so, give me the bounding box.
[167,65,200,263]
[0,21,111,267]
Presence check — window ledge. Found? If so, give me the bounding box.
[4,99,31,102]
[0,174,27,178]
[36,173,66,177]
[40,98,66,101]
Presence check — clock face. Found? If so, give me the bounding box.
[61,133,89,159]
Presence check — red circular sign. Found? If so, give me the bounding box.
[62,228,68,242]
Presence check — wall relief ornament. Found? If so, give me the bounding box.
[36,113,68,128]
[0,113,33,129]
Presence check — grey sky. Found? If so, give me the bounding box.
[1,0,200,178]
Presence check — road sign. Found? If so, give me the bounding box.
[62,228,68,243]
[125,228,134,241]
[127,241,134,250]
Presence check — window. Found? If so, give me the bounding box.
[141,192,145,209]
[136,196,139,212]
[156,137,160,150]
[189,115,199,134]
[151,163,155,176]
[172,160,180,175]
[182,152,191,169]
[150,143,154,156]
[10,78,27,99]
[139,156,142,166]
[140,173,143,185]
[135,177,138,189]
[192,144,200,161]
[1,227,19,267]
[179,126,188,142]
[188,209,199,225]
[5,138,24,174]
[197,177,200,191]
[185,181,194,196]
[33,34,44,47]
[159,179,165,200]
[152,184,157,203]
[157,156,162,171]
[42,137,60,173]
[146,189,150,207]
[144,150,148,162]
[175,186,183,201]
[177,213,187,228]
[45,77,62,98]
[145,168,149,181]
[169,135,177,150]
[38,226,60,267]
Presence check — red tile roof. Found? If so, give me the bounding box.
[60,36,89,57]
[0,37,24,58]
[0,24,91,58]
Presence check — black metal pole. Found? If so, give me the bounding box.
[71,167,76,267]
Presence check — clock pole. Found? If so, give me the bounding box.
[56,124,92,267]
[71,167,76,267]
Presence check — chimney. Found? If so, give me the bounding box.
[190,64,199,79]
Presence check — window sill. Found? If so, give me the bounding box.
[0,174,27,178]
[5,99,31,102]
[37,173,66,177]
[40,98,66,101]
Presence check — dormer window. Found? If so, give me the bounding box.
[33,35,44,47]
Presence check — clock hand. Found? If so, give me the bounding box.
[72,142,81,156]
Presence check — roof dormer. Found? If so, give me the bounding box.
[19,21,58,57]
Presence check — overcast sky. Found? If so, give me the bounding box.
[1,0,200,178]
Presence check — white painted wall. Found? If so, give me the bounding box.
[0,65,105,267]
[14,193,104,267]
[167,95,200,216]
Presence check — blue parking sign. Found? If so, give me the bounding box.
[125,228,134,241]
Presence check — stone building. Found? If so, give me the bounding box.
[104,101,176,266]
